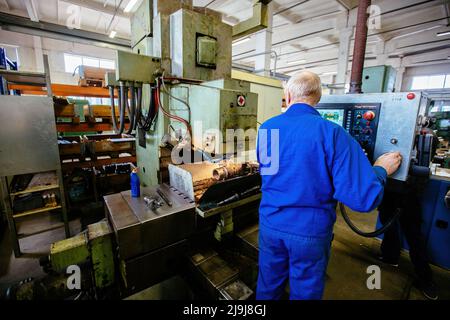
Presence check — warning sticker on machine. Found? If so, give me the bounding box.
[237,95,246,107]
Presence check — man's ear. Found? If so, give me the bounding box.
[285,91,291,106]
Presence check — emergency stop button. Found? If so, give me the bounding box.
[363,111,376,121]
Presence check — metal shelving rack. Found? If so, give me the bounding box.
[1,170,70,257]
[0,55,70,256]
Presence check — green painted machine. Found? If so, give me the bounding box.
[49,220,115,289]
[432,111,450,139]
[362,65,396,93]
[105,0,261,186]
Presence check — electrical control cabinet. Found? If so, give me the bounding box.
[317,93,429,182]
[170,9,232,81]
[362,65,396,93]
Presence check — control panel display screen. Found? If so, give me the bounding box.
[318,109,345,126]
[316,103,381,162]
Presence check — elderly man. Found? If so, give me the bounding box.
[256,71,402,300]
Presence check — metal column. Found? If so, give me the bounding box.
[254,2,274,77]
[349,0,371,94]
[336,27,353,94]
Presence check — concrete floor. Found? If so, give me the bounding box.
[0,214,81,293]
[325,210,450,300]
[0,209,449,300]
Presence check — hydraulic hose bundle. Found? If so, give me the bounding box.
[108,76,192,142]
[109,83,135,135]
[108,82,160,135]
[137,85,159,132]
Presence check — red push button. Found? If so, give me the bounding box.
[407,93,416,100]
[363,111,376,121]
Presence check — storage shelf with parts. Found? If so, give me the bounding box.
[13,205,63,219]
[10,184,60,196]
[0,78,70,258]
[1,170,70,257]
[8,172,64,220]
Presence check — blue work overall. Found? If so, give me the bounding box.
[256,103,387,300]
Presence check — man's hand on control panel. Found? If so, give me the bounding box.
[374,152,403,176]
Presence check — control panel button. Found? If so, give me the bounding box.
[363,111,376,121]
[407,93,416,100]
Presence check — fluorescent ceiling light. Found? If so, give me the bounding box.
[437,31,450,37]
[232,37,251,46]
[124,0,139,13]
[322,71,337,75]
[109,30,117,38]
[390,25,441,41]
[287,60,306,65]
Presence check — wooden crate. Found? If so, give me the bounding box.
[78,78,105,88]
[91,105,115,118]
[78,66,113,88]
[54,103,76,117]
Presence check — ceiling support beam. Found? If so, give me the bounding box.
[335,0,358,10]
[254,1,274,76]
[23,0,39,22]
[0,0,10,10]
[61,0,131,18]
[0,12,131,50]
[271,0,301,24]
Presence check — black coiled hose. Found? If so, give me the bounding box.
[109,83,142,135]
[137,86,158,131]
[127,84,136,134]
[339,202,402,238]
[109,85,126,134]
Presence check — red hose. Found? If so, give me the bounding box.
[156,80,192,138]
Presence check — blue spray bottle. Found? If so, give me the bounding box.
[130,168,140,198]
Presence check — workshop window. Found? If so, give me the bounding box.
[445,75,450,88]
[64,53,115,74]
[100,59,115,69]
[64,54,82,74]
[82,57,100,68]
[411,74,447,90]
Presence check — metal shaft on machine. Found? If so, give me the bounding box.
[349,0,371,94]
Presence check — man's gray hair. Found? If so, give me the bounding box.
[285,71,322,105]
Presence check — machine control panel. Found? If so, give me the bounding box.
[317,103,381,162]
[317,92,427,182]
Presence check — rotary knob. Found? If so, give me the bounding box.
[363,111,376,121]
